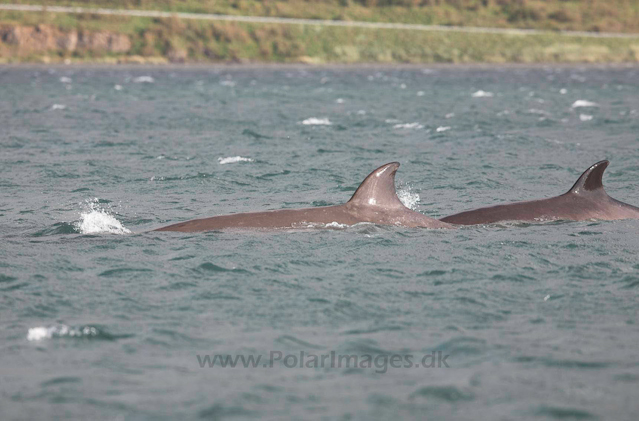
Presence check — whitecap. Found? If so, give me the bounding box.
[59,76,72,83]
[133,76,154,83]
[27,325,99,341]
[51,104,66,111]
[579,114,593,121]
[220,80,236,87]
[393,122,423,129]
[528,109,549,115]
[417,91,425,96]
[74,199,130,235]
[436,126,451,132]
[114,84,123,91]
[218,156,254,165]
[336,98,344,104]
[301,117,332,126]
[472,90,494,98]
[445,113,455,119]
[572,100,598,108]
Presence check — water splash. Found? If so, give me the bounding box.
[325,222,348,229]
[27,325,100,341]
[397,186,420,210]
[74,198,130,235]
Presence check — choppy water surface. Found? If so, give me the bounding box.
[2,65,639,420]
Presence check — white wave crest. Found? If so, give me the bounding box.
[133,76,155,83]
[397,186,420,210]
[301,117,332,125]
[436,126,451,132]
[51,104,66,111]
[394,122,423,129]
[572,100,598,108]
[27,325,99,341]
[579,114,593,121]
[472,90,494,98]
[218,156,254,165]
[74,199,130,235]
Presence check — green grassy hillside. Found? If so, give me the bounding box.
[1,0,638,64]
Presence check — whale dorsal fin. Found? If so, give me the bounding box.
[348,162,406,209]
[567,160,609,195]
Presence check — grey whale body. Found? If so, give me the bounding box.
[156,162,452,232]
[440,160,639,225]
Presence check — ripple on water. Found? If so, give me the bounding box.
[275,335,325,350]
[31,222,77,236]
[198,404,257,420]
[409,385,475,402]
[196,262,250,274]
[533,406,598,420]
[98,268,153,277]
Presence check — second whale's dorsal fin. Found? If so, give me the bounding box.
[348,162,406,209]
[567,160,609,195]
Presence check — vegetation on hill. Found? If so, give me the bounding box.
[0,0,638,64]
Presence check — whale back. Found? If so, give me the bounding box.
[440,159,639,225]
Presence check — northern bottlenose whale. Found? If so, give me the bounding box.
[440,160,639,225]
[155,162,452,232]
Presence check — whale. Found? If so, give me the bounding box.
[155,162,453,232]
[440,160,639,225]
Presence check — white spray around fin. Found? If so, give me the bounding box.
[74,198,130,235]
[397,185,421,211]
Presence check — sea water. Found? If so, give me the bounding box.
[1,65,639,420]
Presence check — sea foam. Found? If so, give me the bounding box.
[301,117,332,125]
[472,90,494,98]
[133,76,155,83]
[393,122,424,129]
[218,156,254,165]
[572,100,598,108]
[27,325,99,341]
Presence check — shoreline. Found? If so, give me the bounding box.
[3,62,639,70]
